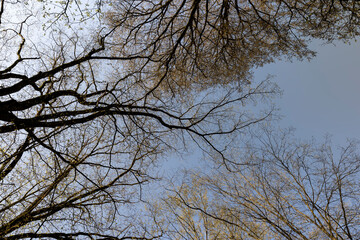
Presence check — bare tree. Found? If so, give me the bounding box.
[0,0,358,239]
[0,1,275,239]
[106,0,360,95]
[156,128,360,239]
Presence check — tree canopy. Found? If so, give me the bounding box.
[155,128,360,239]
[0,0,359,239]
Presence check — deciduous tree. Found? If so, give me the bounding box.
[0,0,359,239]
[156,128,360,239]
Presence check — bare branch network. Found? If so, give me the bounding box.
[0,0,358,239]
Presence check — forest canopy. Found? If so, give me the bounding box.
[0,0,358,239]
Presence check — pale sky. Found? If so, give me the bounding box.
[254,40,360,146]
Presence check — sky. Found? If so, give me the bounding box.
[254,40,360,146]
[161,40,360,174]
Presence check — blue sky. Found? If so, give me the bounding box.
[254,40,360,146]
[161,40,360,173]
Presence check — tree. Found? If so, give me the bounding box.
[0,1,276,239]
[0,0,358,239]
[156,128,360,239]
[106,0,360,94]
